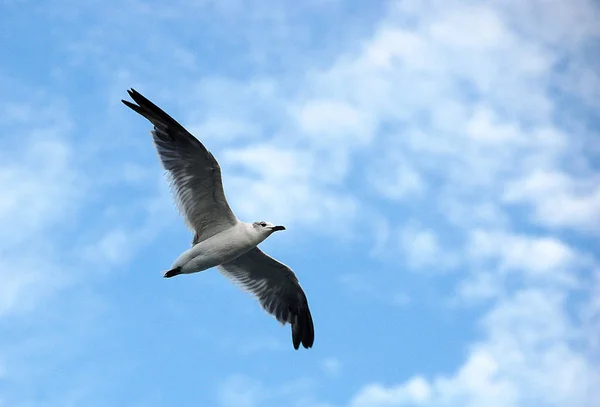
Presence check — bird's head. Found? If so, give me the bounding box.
[252,221,286,236]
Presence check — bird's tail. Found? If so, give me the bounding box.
[163,267,182,278]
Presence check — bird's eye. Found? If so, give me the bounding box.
[259,222,267,227]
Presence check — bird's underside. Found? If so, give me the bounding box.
[121,88,314,350]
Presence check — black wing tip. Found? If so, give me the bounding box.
[121,88,166,127]
[121,87,193,140]
[121,88,151,111]
[125,88,149,106]
[292,307,315,350]
[121,99,141,113]
[121,88,147,116]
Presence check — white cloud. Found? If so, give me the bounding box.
[351,376,432,407]
[0,99,82,315]
[193,117,261,141]
[465,107,521,144]
[223,144,316,183]
[278,0,595,245]
[0,256,59,317]
[126,75,363,235]
[126,11,600,407]
[217,374,317,407]
[503,169,600,234]
[395,222,461,272]
[293,98,376,146]
[180,77,283,143]
[368,152,426,201]
[467,230,577,276]
[281,1,600,406]
[79,178,179,270]
[442,199,509,229]
[96,0,596,247]
[456,270,503,303]
[399,224,442,269]
[427,6,510,50]
[490,0,600,46]
[0,78,180,310]
[349,288,600,407]
[221,143,358,232]
[0,137,80,247]
[456,230,582,303]
[583,269,600,363]
[0,76,192,405]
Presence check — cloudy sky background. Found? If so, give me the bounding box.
[1,0,599,406]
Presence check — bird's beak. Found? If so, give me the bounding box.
[271,225,286,232]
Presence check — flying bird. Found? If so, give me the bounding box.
[122,89,314,350]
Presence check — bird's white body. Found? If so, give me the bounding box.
[172,222,265,274]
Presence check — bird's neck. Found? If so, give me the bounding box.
[240,222,268,246]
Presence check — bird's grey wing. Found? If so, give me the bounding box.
[218,247,314,350]
[122,89,237,242]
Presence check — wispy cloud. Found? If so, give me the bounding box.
[0,93,81,315]
[503,169,600,234]
[350,288,600,407]
[217,374,319,407]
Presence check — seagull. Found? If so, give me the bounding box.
[122,89,314,350]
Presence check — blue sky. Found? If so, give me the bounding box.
[1,0,599,406]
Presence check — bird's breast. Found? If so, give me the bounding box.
[179,226,259,273]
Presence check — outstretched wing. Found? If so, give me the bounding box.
[218,248,314,350]
[122,89,238,243]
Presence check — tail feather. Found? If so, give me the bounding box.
[164,267,182,278]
